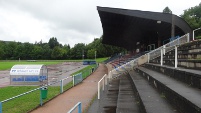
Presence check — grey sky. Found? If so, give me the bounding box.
[0,0,200,47]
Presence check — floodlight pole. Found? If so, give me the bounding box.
[82,50,84,60]
[95,51,96,61]
[193,27,201,40]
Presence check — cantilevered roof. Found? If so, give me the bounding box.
[97,6,192,50]
[10,65,45,75]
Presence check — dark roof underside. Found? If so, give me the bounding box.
[97,6,192,50]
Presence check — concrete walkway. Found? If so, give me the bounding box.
[30,63,108,113]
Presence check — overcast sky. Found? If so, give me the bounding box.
[0,0,200,47]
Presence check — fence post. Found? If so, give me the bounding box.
[60,79,63,93]
[0,102,2,113]
[78,102,82,113]
[40,88,43,106]
[175,46,178,68]
[161,48,163,66]
[73,75,75,86]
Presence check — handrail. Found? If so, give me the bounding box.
[67,102,81,113]
[98,74,107,99]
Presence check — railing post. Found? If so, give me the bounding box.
[60,79,63,93]
[163,45,166,55]
[187,33,190,42]
[175,46,178,68]
[109,71,111,82]
[102,76,105,91]
[161,48,163,66]
[98,81,100,99]
[147,53,150,63]
[0,102,2,113]
[78,102,82,113]
[105,75,107,86]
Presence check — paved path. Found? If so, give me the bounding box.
[30,63,108,113]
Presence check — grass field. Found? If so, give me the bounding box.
[0,58,108,70]
[0,61,61,70]
[0,83,73,113]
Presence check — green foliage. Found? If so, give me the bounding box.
[87,49,96,59]
[85,37,126,58]
[163,6,172,13]
[70,43,86,59]
[181,3,201,38]
[48,37,59,49]
[196,35,201,39]
[0,35,125,60]
[51,46,64,59]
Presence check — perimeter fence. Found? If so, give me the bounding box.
[0,64,98,113]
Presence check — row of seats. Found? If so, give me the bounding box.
[12,76,47,82]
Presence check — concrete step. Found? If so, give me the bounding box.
[144,63,201,89]
[98,78,120,113]
[128,70,178,113]
[137,66,201,113]
[116,74,139,113]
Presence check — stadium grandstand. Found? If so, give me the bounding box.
[86,6,201,113]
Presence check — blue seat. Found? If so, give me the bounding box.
[17,78,23,81]
[12,78,17,81]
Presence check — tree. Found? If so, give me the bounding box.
[32,45,43,59]
[163,6,172,13]
[87,49,96,59]
[63,44,71,59]
[23,42,34,59]
[181,3,201,39]
[3,41,18,60]
[48,37,59,49]
[0,41,5,59]
[42,43,52,60]
[85,37,126,58]
[51,46,63,59]
[70,43,86,59]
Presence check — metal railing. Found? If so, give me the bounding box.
[98,74,108,99]
[73,73,82,86]
[67,102,82,113]
[149,33,189,61]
